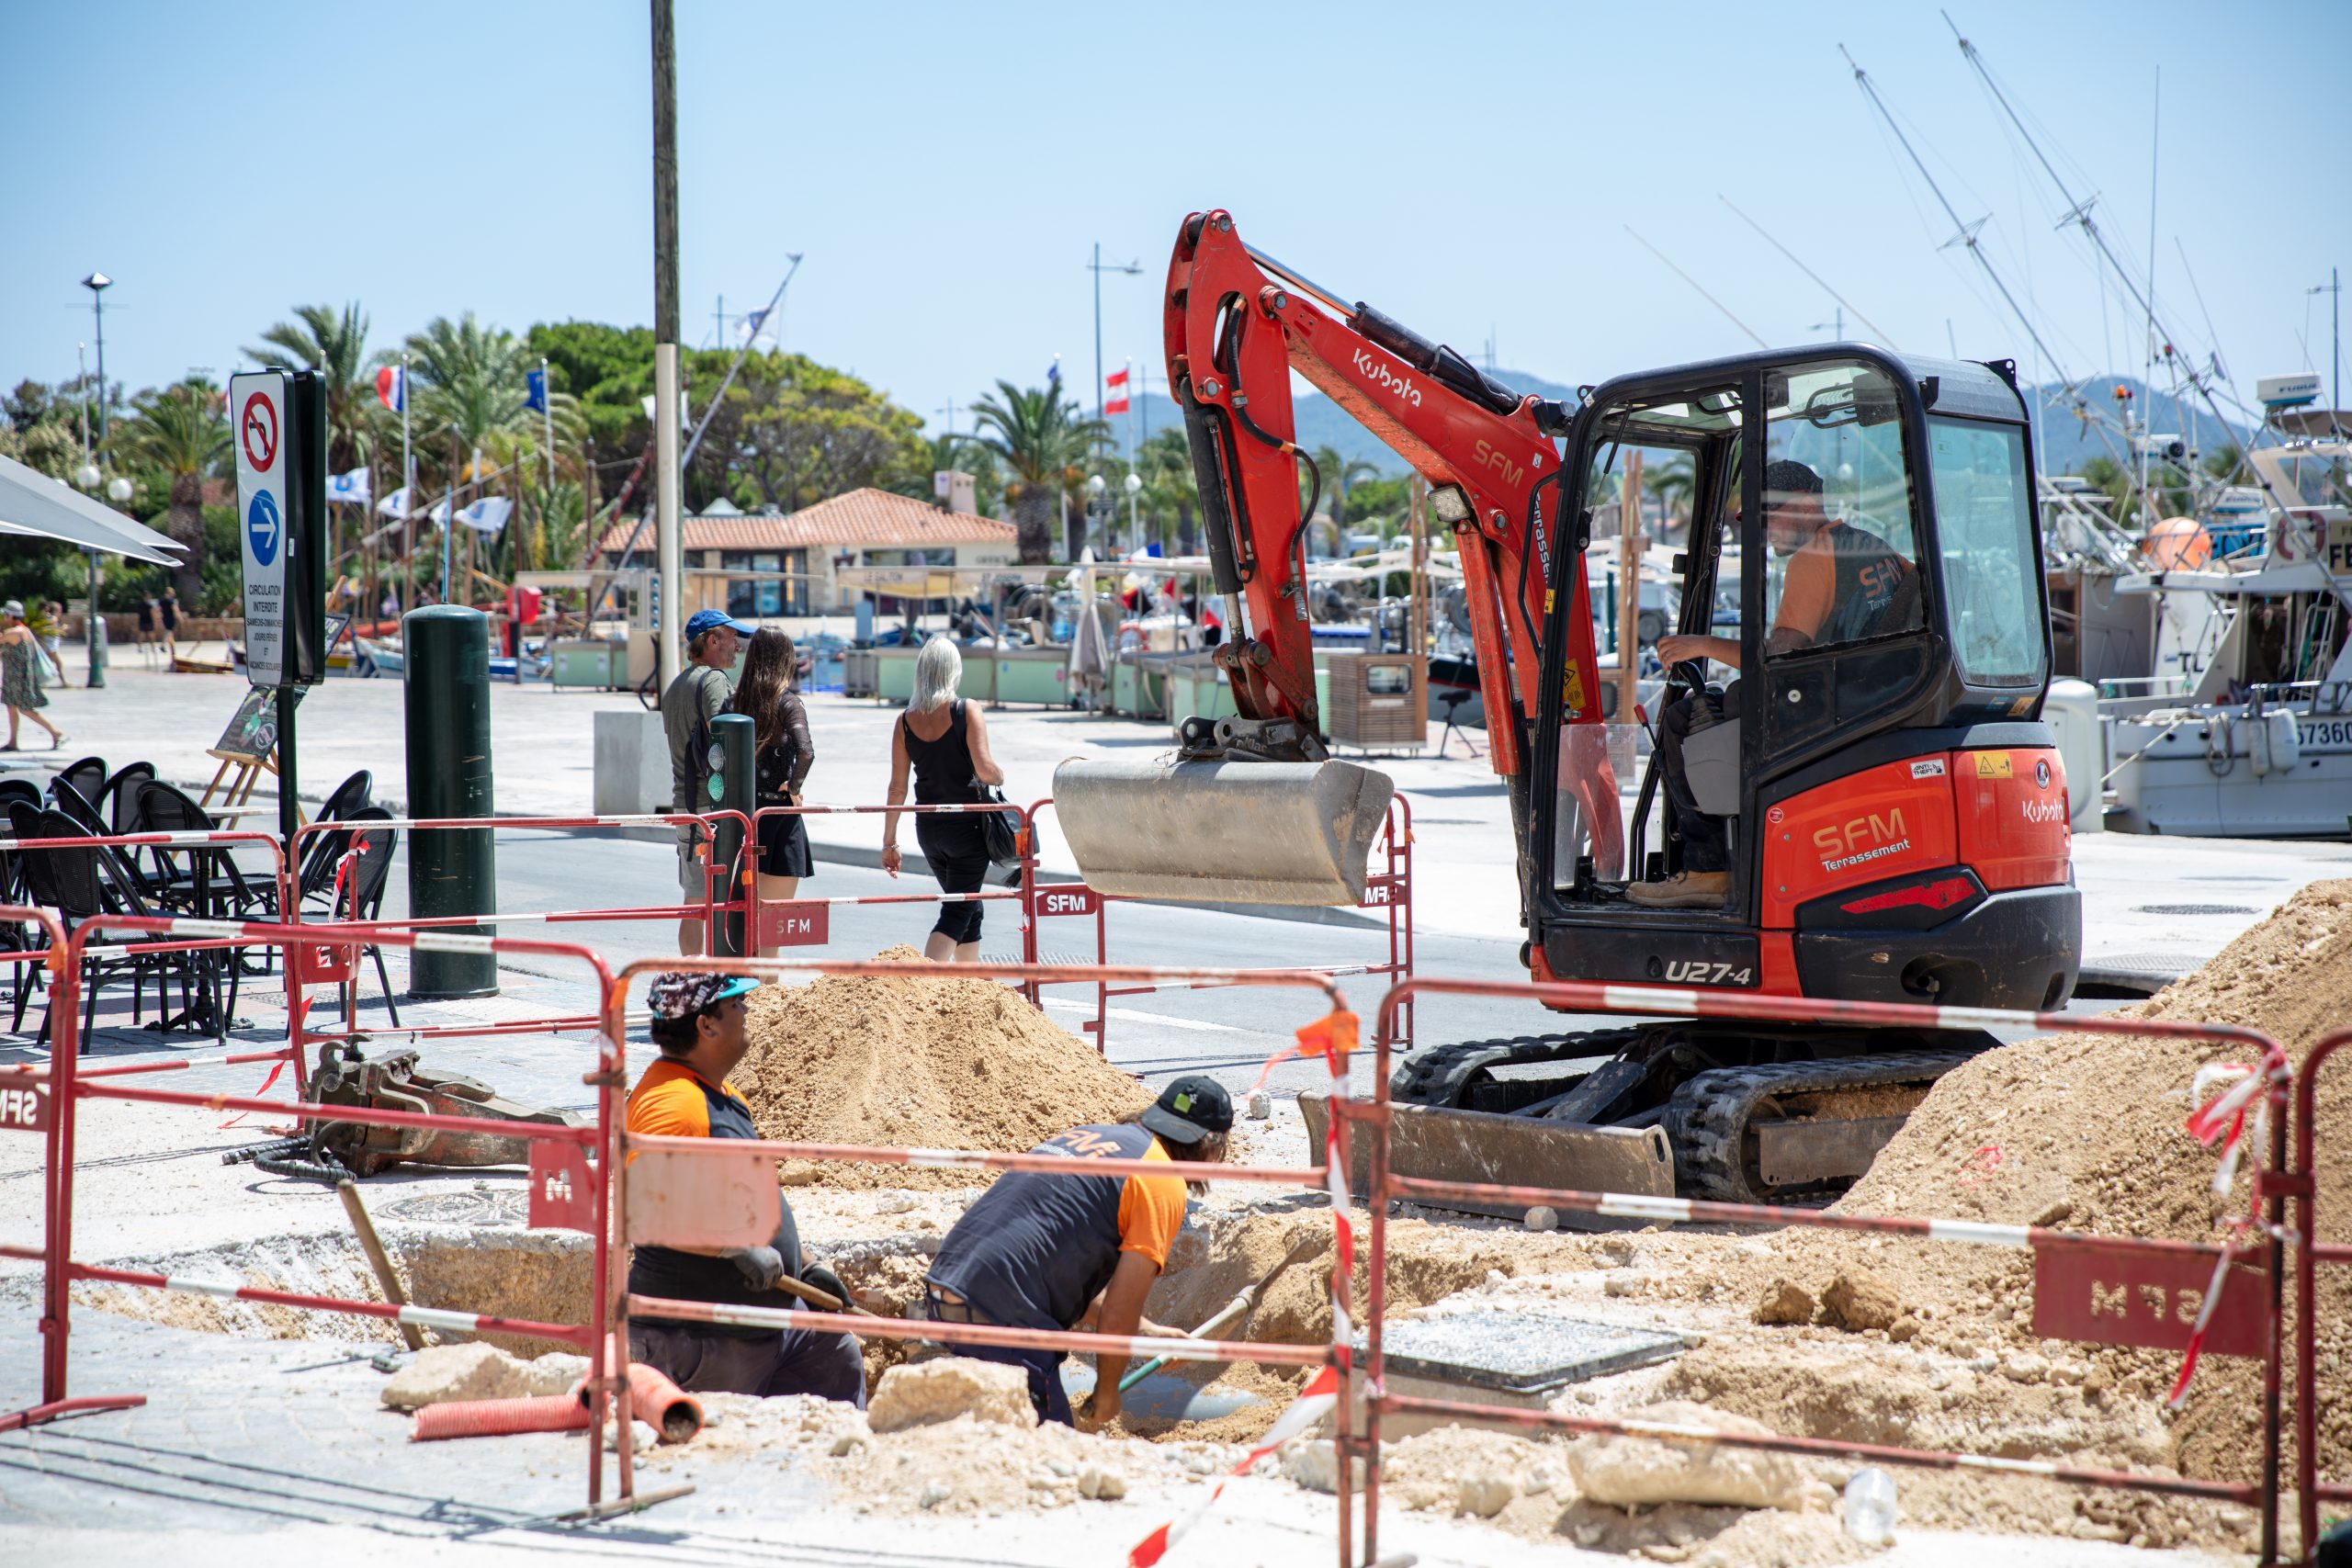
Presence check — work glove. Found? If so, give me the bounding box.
[723,1245,788,1292]
[801,1264,852,1311]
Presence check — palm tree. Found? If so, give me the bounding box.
[1310,444,1379,536]
[401,315,583,584]
[969,380,1110,562]
[243,302,377,472]
[1139,426,1199,553]
[119,382,228,604]
[1645,454,1696,545]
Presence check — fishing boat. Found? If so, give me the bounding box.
[2098,418,2352,837]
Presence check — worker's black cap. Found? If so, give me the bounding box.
[1141,1074,1233,1145]
[1763,458,1823,496]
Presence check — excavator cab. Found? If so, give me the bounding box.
[1532,345,2076,1016]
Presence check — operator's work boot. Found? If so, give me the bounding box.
[1626,871,1730,908]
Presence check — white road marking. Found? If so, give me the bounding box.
[1040,998,1250,1034]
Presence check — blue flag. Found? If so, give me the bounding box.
[1046,356,1061,390]
[525,367,548,413]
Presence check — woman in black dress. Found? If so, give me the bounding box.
[730,628,817,957]
[882,637,1004,963]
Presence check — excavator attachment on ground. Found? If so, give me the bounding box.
[1053,751,1393,906]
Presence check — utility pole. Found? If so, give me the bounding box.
[651,0,684,690]
[1087,244,1141,426]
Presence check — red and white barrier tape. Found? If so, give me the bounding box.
[1129,1012,1360,1566]
[1127,1364,1340,1567]
[2167,1046,2291,1407]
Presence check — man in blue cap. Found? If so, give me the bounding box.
[626,971,866,1404]
[663,606,758,953]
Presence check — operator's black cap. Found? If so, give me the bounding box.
[1140,1075,1233,1145]
[1763,458,1823,495]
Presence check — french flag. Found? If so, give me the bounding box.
[376,366,406,413]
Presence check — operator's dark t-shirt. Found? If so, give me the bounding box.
[926,1123,1188,1332]
[626,1059,804,1337]
[1776,521,1919,649]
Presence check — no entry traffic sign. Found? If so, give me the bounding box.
[239,389,279,473]
[232,370,289,686]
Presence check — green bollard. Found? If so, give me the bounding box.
[403,605,499,998]
[707,712,755,958]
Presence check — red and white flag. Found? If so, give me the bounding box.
[1106,367,1131,416]
[1105,367,1130,389]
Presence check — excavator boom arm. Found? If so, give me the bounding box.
[1165,209,1612,774]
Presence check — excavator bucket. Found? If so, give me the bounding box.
[1300,1095,1676,1224]
[1052,757,1396,906]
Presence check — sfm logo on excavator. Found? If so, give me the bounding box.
[1814,808,1912,873]
[1351,348,1422,408]
[1475,439,1526,494]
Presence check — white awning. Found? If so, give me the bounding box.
[0,454,185,566]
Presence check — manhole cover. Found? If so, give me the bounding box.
[2132,904,2256,917]
[1358,1313,1688,1392]
[378,1190,529,1227]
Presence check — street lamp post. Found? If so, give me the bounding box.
[71,462,124,687]
[1125,470,1143,556]
[1086,245,1140,424]
[80,273,111,442]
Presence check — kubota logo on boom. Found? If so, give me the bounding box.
[1814,808,1913,873]
[1351,348,1422,408]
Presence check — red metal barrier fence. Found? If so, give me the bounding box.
[285,812,752,1043]
[2292,1025,2352,1558]
[0,914,632,1508]
[1349,976,2296,1565]
[594,952,1370,1553]
[9,902,2324,1559]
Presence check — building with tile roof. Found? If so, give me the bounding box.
[594,486,1015,615]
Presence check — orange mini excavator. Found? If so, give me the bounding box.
[1055,210,2080,1204]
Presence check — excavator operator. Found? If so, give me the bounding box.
[1631,458,1920,909]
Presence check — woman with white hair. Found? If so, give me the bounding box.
[882,637,1004,962]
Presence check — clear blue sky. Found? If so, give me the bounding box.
[7,0,2347,433]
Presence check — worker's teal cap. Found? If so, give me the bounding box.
[648,971,760,1021]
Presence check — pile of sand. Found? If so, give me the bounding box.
[729,948,1152,1188]
[1592,877,2352,1545]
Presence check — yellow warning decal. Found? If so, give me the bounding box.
[1973,751,2013,779]
[1563,660,1585,712]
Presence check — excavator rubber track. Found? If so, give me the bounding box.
[1664,1048,1984,1205]
[1389,1030,1645,1116]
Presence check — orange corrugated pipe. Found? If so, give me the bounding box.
[411,1393,590,1442]
[580,1362,703,1444]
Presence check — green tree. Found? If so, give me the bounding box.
[404,314,588,582]
[1645,453,1697,544]
[688,351,925,514]
[1138,426,1200,554]
[119,382,229,604]
[971,381,1111,562]
[1309,444,1380,536]
[243,302,379,472]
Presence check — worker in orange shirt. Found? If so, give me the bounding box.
[626,971,866,1404]
[1634,458,1920,908]
[921,1076,1231,1430]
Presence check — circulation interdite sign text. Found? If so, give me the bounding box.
[232,369,289,687]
